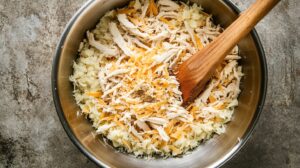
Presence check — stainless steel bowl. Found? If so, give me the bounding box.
[52,0,267,167]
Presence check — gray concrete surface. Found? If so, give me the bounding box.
[0,0,299,167]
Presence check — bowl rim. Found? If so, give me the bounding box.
[51,0,268,167]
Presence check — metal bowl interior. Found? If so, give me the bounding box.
[52,0,267,167]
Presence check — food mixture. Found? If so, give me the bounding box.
[70,0,243,157]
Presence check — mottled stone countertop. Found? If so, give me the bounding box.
[0,0,299,167]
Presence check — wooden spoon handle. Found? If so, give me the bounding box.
[177,0,280,103]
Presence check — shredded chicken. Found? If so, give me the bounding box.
[70,0,243,157]
[87,31,118,56]
[109,22,132,56]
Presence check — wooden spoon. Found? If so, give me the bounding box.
[177,0,280,104]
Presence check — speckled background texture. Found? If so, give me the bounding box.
[0,0,299,167]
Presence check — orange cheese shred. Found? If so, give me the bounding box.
[118,8,136,15]
[194,34,203,49]
[159,17,175,29]
[87,91,102,98]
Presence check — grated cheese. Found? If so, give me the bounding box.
[70,0,243,157]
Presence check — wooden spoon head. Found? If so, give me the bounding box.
[177,0,280,105]
[176,51,216,105]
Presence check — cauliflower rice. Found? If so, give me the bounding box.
[70,0,243,157]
